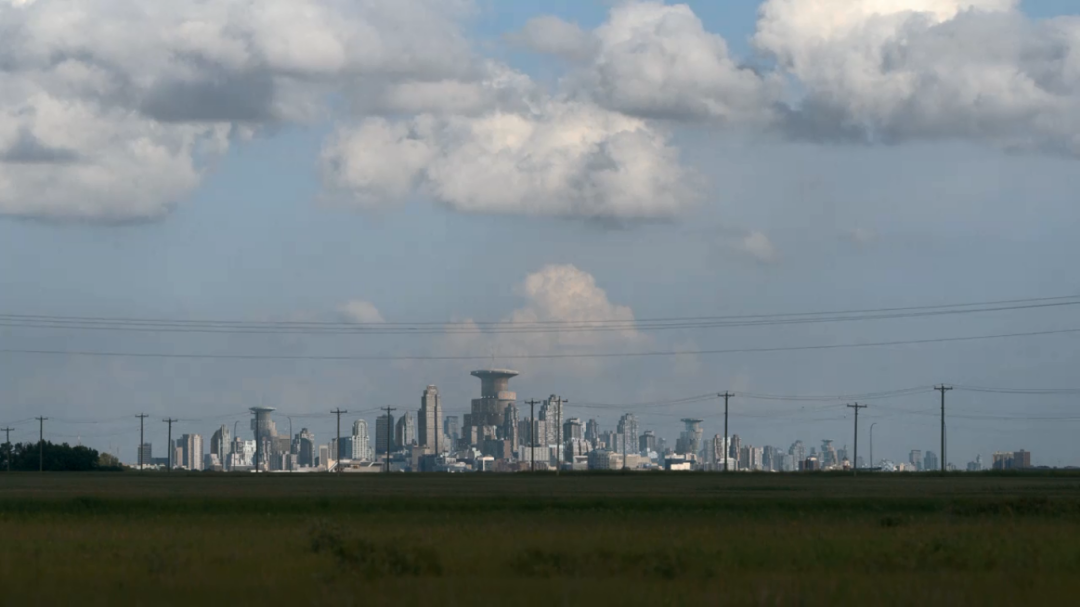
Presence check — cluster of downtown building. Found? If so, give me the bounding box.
[134,369,1035,473]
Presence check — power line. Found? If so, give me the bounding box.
[3,294,1075,331]
[2,326,1078,362]
[0,299,1076,336]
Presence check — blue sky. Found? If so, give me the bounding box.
[1,0,1079,467]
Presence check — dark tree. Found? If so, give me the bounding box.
[0,441,122,472]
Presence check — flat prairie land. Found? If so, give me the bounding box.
[1,472,1079,606]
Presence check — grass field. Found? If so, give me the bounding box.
[2,472,1079,605]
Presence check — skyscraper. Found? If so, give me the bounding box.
[376,413,396,456]
[296,428,316,467]
[639,430,657,454]
[503,401,519,451]
[923,451,939,471]
[466,369,518,447]
[396,411,416,449]
[585,419,600,444]
[617,413,639,456]
[138,443,152,467]
[210,425,230,464]
[676,419,703,456]
[418,385,445,453]
[444,416,460,449]
[540,395,565,447]
[351,419,370,460]
[178,434,203,471]
[910,449,923,471]
[564,418,584,442]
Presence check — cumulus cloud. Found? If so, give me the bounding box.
[440,264,646,375]
[735,231,779,264]
[514,3,779,123]
[321,67,697,220]
[505,16,596,62]
[756,0,1080,152]
[0,0,474,221]
[338,300,386,324]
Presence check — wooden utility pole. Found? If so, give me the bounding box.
[935,385,953,472]
[846,403,867,476]
[383,407,396,474]
[35,416,48,472]
[331,408,348,474]
[163,418,177,472]
[720,392,733,472]
[525,399,541,472]
[135,414,148,470]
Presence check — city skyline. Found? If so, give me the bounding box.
[49,371,1045,473]
[2,0,1080,467]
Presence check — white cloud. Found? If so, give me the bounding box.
[440,264,646,375]
[321,67,698,220]
[0,0,474,222]
[756,0,1080,152]
[736,231,779,264]
[505,16,596,62]
[515,2,779,123]
[338,300,386,324]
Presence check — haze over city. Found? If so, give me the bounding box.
[2,0,1080,469]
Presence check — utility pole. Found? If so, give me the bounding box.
[35,416,47,472]
[935,385,952,472]
[383,407,396,474]
[1,427,12,472]
[135,414,148,471]
[846,403,867,476]
[163,418,177,472]
[556,397,567,475]
[331,408,348,474]
[526,399,541,473]
[720,392,733,473]
[869,422,878,471]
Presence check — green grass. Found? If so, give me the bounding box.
[2,472,1079,605]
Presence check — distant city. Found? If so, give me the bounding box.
[136,369,1036,474]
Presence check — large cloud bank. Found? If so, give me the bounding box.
[5,0,1080,222]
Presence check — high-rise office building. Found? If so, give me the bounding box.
[350,419,370,460]
[540,395,565,447]
[503,402,519,451]
[617,413,639,456]
[585,419,600,444]
[789,440,805,463]
[396,411,416,449]
[639,430,657,454]
[137,443,152,468]
[1013,450,1031,469]
[178,434,203,471]
[210,425,230,464]
[376,413,396,456]
[418,385,445,453]
[730,434,742,467]
[296,428,316,467]
[923,451,939,471]
[909,449,923,471]
[564,418,584,442]
[444,416,460,449]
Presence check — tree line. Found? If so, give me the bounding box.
[0,441,122,471]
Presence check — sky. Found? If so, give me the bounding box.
[2,0,1080,467]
